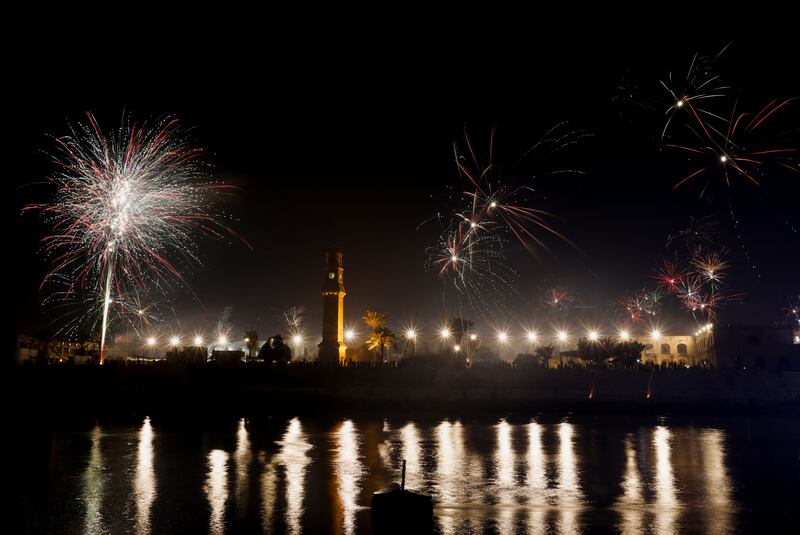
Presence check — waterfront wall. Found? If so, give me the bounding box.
[5,366,800,414]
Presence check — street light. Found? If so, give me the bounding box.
[344,328,356,343]
[650,329,662,340]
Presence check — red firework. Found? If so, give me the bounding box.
[668,98,797,196]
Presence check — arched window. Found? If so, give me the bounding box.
[677,343,688,355]
[661,343,671,355]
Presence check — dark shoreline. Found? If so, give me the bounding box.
[5,365,800,421]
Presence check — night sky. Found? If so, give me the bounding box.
[8,30,799,342]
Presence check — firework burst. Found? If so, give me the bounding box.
[427,220,517,317]
[659,45,732,140]
[617,288,662,324]
[426,125,587,317]
[667,98,797,196]
[283,305,306,337]
[24,112,246,361]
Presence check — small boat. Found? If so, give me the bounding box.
[371,460,433,533]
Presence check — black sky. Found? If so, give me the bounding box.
[8,27,799,341]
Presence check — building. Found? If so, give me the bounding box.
[696,325,800,371]
[636,334,698,366]
[318,248,346,366]
[547,332,699,368]
[15,334,99,364]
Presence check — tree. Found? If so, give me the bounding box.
[367,327,396,363]
[243,330,259,361]
[577,336,615,366]
[362,310,387,331]
[257,334,292,364]
[534,344,554,367]
[362,310,388,360]
[613,340,646,368]
[270,335,291,364]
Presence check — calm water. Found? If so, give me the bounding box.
[13,414,800,534]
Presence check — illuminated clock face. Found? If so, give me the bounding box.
[328,272,336,279]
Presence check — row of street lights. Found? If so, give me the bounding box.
[142,325,691,351]
[346,326,667,346]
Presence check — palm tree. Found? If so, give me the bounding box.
[362,311,388,361]
[367,327,396,363]
[362,310,387,332]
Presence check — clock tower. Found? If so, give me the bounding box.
[318,248,346,365]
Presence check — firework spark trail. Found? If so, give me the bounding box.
[667,98,797,195]
[427,221,518,320]
[659,46,732,140]
[25,112,248,362]
[427,125,587,318]
[284,306,306,337]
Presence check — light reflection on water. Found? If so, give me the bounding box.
[233,418,251,519]
[653,426,678,535]
[700,429,733,535]
[333,420,363,535]
[205,449,229,535]
[62,416,747,534]
[82,425,106,535]
[133,417,156,535]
